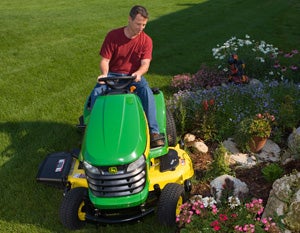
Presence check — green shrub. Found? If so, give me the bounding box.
[204,144,232,180]
[262,163,284,183]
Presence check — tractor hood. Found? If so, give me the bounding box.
[81,94,147,166]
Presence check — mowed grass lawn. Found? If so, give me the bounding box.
[0,0,299,232]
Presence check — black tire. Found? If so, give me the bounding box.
[166,108,177,146]
[59,187,88,230]
[157,183,185,227]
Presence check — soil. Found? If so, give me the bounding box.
[189,149,300,205]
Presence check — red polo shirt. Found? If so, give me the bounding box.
[100,27,153,74]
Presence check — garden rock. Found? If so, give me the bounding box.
[281,128,300,164]
[262,172,300,233]
[255,139,281,162]
[287,127,300,159]
[223,138,281,165]
[223,138,240,154]
[210,174,249,202]
[183,133,196,143]
[184,134,209,154]
[229,153,257,167]
[249,78,263,86]
[223,138,257,167]
[190,141,208,154]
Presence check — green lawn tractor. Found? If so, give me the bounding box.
[36,76,194,230]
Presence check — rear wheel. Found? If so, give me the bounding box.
[166,108,177,146]
[157,183,185,227]
[59,187,88,230]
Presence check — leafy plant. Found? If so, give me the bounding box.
[171,65,227,91]
[262,163,284,183]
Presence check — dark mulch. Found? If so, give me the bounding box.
[190,151,300,204]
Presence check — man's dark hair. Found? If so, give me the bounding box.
[129,5,148,19]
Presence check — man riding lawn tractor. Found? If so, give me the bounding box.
[36,5,194,230]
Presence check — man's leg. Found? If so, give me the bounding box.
[133,77,164,147]
[90,83,107,108]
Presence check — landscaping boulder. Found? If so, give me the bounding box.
[223,138,281,166]
[223,138,257,167]
[210,174,249,202]
[184,133,209,154]
[183,133,196,143]
[262,172,300,233]
[287,127,300,158]
[255,139,281,162]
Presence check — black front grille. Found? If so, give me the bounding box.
[85,162,146,197]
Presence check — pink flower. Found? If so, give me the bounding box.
[290,65,298,70]
[212,204,218,214]
[281,66,287,72]
[284,52,294,58]
[273,61,281,68]
[261,218,268,224]
[256,113,263,119]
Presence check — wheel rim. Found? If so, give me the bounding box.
[176,196,183,216]
[78,201,86,221]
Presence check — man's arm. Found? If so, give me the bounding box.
[132,58,151,82]
[97,57,110,82]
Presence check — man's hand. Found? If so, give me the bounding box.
[97,74,107,84]
[132,73,141,82]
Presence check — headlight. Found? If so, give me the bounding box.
[127,156,145,172]
[83,161,100,175]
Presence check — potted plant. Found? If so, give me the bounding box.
[234,112,275,152]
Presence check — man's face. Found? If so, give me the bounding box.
[128,13,148,36]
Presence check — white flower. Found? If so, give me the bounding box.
[228,196,241,209]
[224,42,230,48]
[202,196,217,208]
[245,40,252,45]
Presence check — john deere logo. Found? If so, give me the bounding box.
[108,167,118,174]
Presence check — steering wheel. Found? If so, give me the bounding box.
[97,76,136,90]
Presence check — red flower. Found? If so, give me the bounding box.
[202,100,209,111]
[219,214,228,222]
[231,213,238,218]
[210,220,221,231]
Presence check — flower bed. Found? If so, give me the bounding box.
[177,195,280,232]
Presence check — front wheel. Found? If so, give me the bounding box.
[157,183,185,227]
[59,187,88,230]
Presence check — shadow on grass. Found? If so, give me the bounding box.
[0,121,82,232]
[0,123,174,233]
[147,0,298,75]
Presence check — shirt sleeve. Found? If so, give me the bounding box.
[99,31,114,59]
[142,35,152,60]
